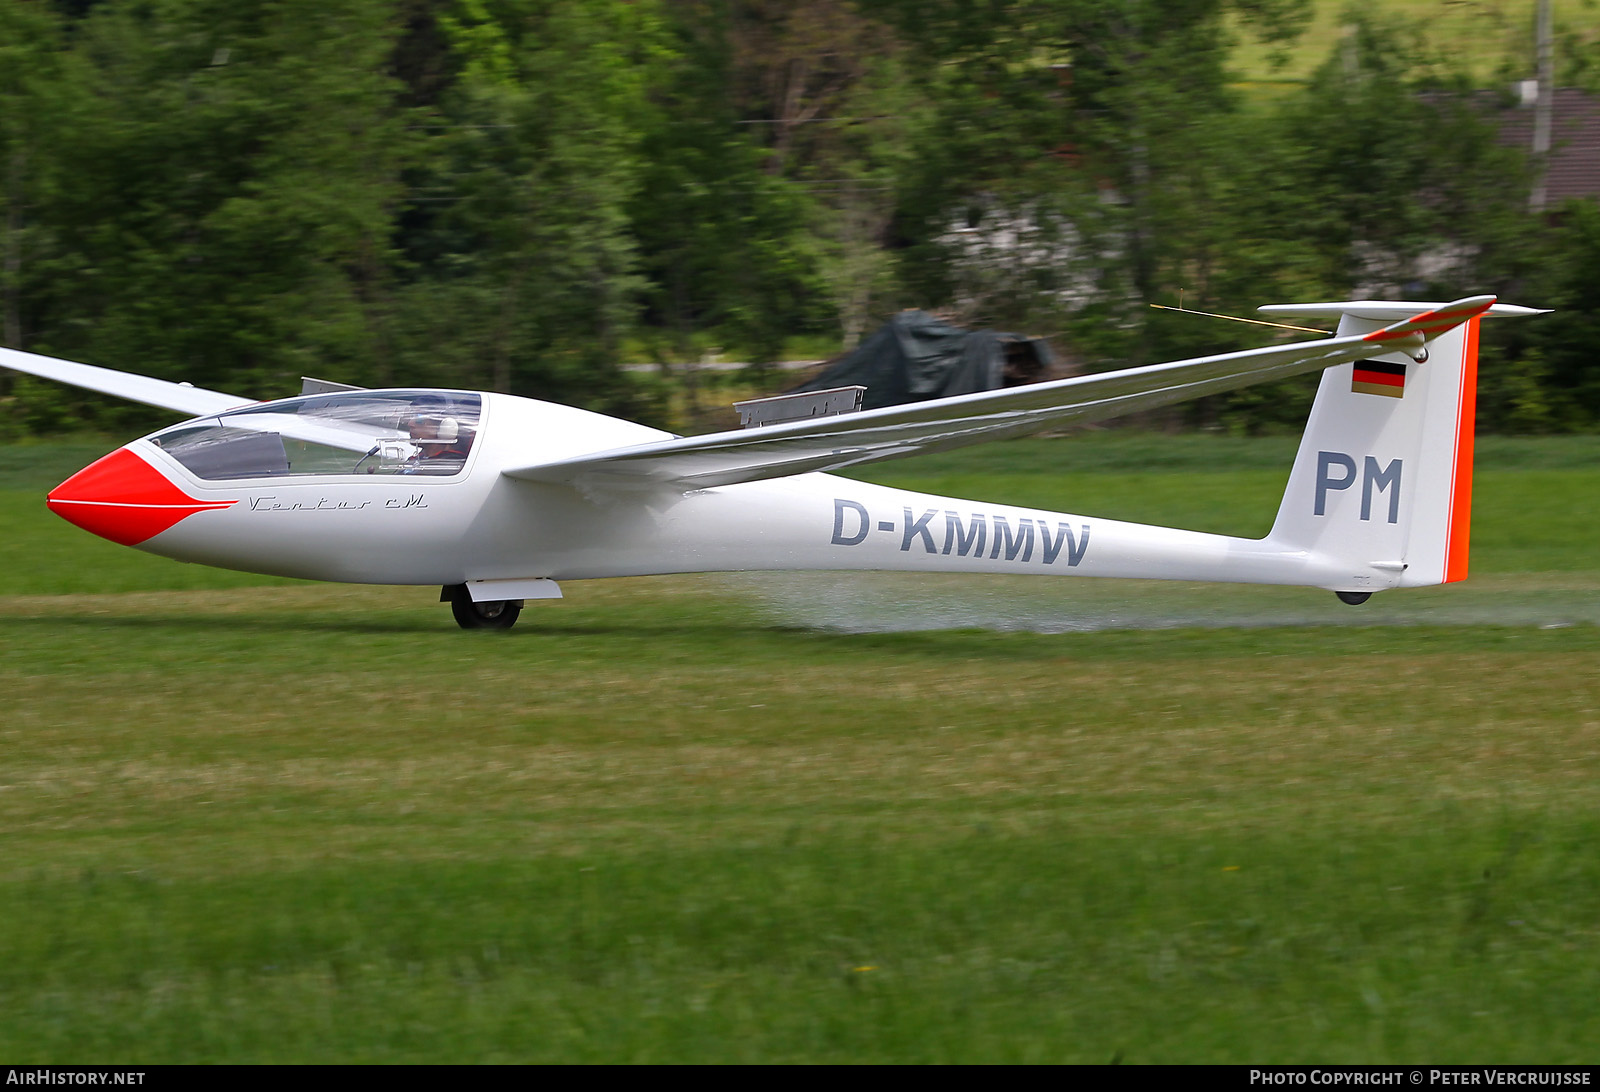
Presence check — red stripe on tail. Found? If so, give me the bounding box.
[1444,317,1480,583]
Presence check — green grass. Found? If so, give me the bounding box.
[1226,0,1600,88]
[855,434,1600,574]
[1,435,1597,1061]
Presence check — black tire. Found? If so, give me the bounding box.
[449,586,523,629]
[1335,591,1372,606]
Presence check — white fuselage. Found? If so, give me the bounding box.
[100,392,1384,593]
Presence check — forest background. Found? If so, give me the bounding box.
[2,0,1598,438]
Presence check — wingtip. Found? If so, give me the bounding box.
[1450,294,1498,316]
[1362,296,1497,344]
[1424,295,1498,321]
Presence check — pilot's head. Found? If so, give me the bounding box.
[407,396,459,445]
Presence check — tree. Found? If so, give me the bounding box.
[0,0,73,357]
[391,0,663,419]
[1482,200,1600,431]
[875,0,1315,372]
[33,0,412,413]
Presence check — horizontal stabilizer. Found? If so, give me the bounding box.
[1259,300,1548,321]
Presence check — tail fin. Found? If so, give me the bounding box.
[1259,297,1542,593]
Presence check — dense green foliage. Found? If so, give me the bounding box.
[0,0,1596,434]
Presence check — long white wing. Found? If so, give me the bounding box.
[0,345,256,417]
[505,296,1495,491]
[0,346,402,454]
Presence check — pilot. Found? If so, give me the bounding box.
[405,395,471,471]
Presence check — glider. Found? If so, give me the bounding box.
[0,296,1544,628]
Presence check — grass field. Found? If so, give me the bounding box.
[1,434,1597,1062]
[1227,0,1600,87]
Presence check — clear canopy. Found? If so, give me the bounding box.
[147,391,482,480]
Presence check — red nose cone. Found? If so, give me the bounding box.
[47,447,236,546]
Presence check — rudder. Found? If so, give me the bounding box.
[1262,300,1501,593]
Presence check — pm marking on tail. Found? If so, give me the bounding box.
[1315,451,1403,523]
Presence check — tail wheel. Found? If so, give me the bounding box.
[445,584,523,629]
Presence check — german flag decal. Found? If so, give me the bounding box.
[1352,359,1406,398]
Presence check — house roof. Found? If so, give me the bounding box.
[1498,88,1600,204]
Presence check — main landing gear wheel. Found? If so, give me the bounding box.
[1335,591,1372,606]
[444,584,523,629]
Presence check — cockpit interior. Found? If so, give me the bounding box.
[147,391,483,480]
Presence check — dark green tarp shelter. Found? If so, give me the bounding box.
[791,310,1054,410]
